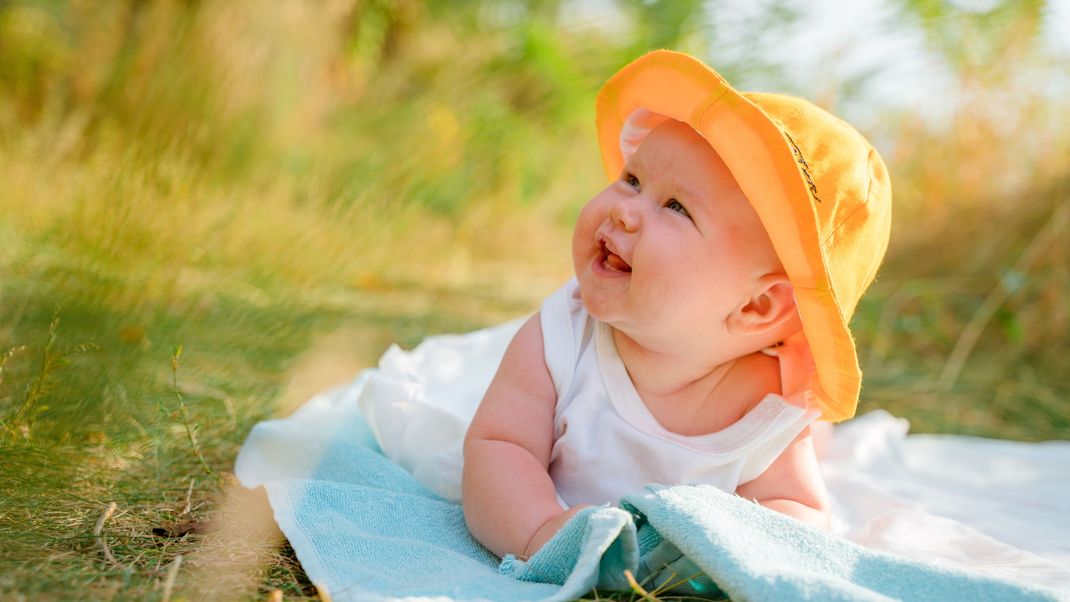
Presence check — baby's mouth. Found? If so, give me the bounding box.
[599,239,631,273]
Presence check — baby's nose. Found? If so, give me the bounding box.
[607,197,641,233]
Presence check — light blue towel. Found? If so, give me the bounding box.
[235,373,1065,602]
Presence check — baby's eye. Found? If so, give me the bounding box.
[623,173,640,189]
[665,199,692,219]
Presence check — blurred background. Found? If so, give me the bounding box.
[1,0,1068,598]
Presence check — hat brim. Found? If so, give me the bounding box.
[595,50,859,422]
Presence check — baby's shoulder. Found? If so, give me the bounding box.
[538,278,595,394]
[483,313,557,412]
[701,351,786,431]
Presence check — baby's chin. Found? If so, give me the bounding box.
[576,282,631,327]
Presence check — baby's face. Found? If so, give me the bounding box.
[572,119,780,345]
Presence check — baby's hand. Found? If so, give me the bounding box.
[521,505,590,559]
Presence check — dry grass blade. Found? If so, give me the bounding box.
[171,345,218,480]
[650,570,708,598]
[162,554,183,602]
[623,569,660,602]
[939,201,1070,388]
[182,477,195,515]
[92,502,123,569]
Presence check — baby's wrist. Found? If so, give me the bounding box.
[519,505,589,560]
[519,512,558,560]
[519,521,545,560]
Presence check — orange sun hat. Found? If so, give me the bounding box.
[595,50,892,422]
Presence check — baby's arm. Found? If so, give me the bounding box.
[462,314,586,558]
[735,425,830,529]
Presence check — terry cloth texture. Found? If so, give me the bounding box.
[235,364,1069,601]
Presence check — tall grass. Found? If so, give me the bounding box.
[0,0,1067,598]
[851,9,1070,438]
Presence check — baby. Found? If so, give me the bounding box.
[462,50,892,560]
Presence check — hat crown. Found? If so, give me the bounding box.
[745,92,892,322]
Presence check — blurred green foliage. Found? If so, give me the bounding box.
[893,0,1045,71]
[0,0,1068,598]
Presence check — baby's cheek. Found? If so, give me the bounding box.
[572,204,599,238]
[665,247,710,282]
[664,256,725,306]
[571,212,593,245]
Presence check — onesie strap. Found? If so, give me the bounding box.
[539,279,581,400]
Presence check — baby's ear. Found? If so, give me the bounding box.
[725,275,800,337]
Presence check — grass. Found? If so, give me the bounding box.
[0,257,545,599]
[1,1,1068,600]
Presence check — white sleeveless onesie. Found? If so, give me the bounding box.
[543,278,821,507]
